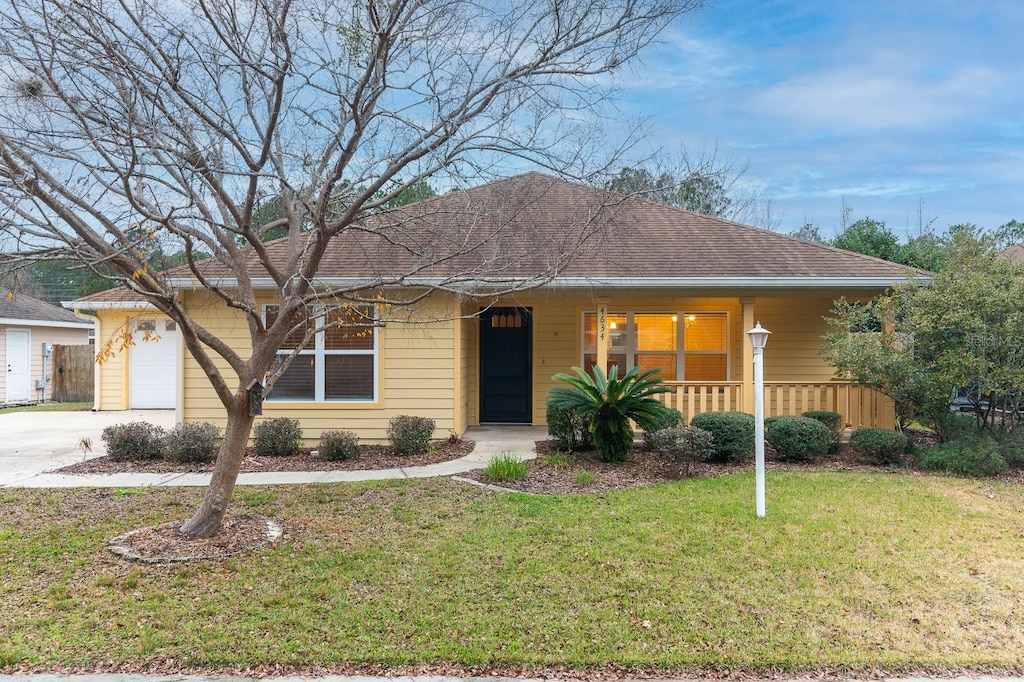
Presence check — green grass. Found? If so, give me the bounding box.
[575,469,595,485]
[0,401,91,415]
[482,452,528,481]
[1,472,1024,673]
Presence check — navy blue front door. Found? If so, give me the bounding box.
[479,307,532,423]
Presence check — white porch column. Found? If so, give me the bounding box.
[741,297,755,414]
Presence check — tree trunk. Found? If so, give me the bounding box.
[179,393,255,538]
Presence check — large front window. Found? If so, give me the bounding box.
[265,304,377,401]
[583,312,728,381]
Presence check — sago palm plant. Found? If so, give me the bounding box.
[548,365,672,463]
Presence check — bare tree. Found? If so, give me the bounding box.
[0,0,700,536]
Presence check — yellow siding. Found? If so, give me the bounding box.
[94,310,137,410]
[752,297,841,383]
[94,289,885,434]
[180,291,458,443]
[462,304,478,428]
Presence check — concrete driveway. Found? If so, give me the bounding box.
[0,409,176,485]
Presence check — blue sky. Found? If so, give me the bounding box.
[616,0,1024,237]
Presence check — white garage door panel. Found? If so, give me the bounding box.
[130,320,177,409]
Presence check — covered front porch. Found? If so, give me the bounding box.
[461,292,895,433]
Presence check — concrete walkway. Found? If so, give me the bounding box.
[1,423,545,488]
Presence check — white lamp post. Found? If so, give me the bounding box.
[747,322,771,518]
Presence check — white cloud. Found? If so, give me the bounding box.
[753,57,1003,133]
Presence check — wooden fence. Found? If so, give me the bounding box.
[51,344,94,403]
[655,380,895,430]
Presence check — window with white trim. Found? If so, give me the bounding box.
[265,304,377,401]
[582,312,729,381]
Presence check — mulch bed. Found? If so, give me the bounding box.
[457,439,894,495]
[109,514,280,563]
[55,438,475,475]
[460,434,1024,494]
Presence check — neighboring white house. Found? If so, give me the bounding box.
[1,291,94,404]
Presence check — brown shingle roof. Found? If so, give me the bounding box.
[166,173,916,284]
[1001,244,1024,265]
[73,287,151,304]
[80,173,915,303]
[1,290,88,324]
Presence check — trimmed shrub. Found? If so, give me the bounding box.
[690,411,755,463]
[545,403,594,452]
[388,415,435,455]
[765,415,831,462]
[929,411,982,442]
[802,410,843,452]
[163,422,220,464]
[642,408,684,450]
[647,425,715,476]
[319,430,360,461]
[253,417,303,456]
[918,437,1009,477]
[101,421,165,461]
[849,427,909,466]
[996,431,1024,469]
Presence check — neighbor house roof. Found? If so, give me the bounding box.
[1,290,93,327]
[74,173,923,307]
[1001,244,1024,265]
[69,286,159,309]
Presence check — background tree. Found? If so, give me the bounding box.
[821,228,1024,437]
[603,144,779,228]
[830,218,903,263]
[0,0,700,537]
[787,223,825,243]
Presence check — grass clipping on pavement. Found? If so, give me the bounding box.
[1,471,1023,673]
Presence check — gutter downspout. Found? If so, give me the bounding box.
[72,308,101,412]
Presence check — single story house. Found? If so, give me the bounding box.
[1,291,94,404]
[73,173,915,439]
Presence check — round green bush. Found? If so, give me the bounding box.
[388,415,435,455]
[101,421,165,461]
[253,417,303,456]
[849,427,909,466]
[917,436,1008,477]
[689,411,754,463]
[163,422,220,463]
[319,430,360,461]
[802,410,843,452]
[646,425,715,476]
[642,408,684,450]
[765,415,831,461]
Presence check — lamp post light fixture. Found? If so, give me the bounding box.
[747,322,771,518]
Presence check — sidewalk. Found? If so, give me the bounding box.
[1,424,545,488]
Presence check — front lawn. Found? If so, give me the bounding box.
[0,401,92,415]
[1,472,1022,674]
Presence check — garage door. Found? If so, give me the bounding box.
[130,319,177,409]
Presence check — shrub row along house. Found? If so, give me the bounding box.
[70,173,910,441]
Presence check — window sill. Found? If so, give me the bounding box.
[262,399,383,410]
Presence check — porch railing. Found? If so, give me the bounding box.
[655,381,895,430]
